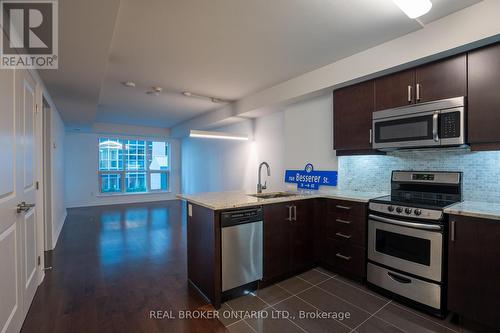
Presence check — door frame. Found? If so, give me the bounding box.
[31,70,46,286]
[41,97,52,254]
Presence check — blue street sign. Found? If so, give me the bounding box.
[284,164,338,190]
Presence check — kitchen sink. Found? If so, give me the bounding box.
[249,192,298,199]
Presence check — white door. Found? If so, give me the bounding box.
[0,67,40,333]
[17,69,39,316]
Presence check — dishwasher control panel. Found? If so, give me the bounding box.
[221,207,263,227]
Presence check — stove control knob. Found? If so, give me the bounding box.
[414,209,422,216]
[396,207,403,213]
[387,206,395,212]
[405,208,413,215]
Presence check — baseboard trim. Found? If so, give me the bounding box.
[65,197,180,209]
[51,210,67,250]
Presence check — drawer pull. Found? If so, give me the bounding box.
[336,205,351,210]
[335,218,351,224]
[335,253,351,261]
[335,232,352,239]
[388,272,411,284]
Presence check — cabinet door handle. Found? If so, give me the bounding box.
[293,205,297,221]
[336,205,351,210]
[450,220,456,242]
[369,129,373,144]
[336,253,351,261]
[407,85,412,103]
[335,218,351,224]
[416,83,421,102]
[336,232,352,239]
[286,205,292,221]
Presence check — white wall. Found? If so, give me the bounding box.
[64,132,181,208]
[50,108,67,248]
[181,120,259,194]
[181,93,337,194]
[283,93,337,183]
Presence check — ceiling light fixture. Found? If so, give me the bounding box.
[146,86,163,96]
[189,130,249,141]
[123,81,136,88]
[182,91,230,104]
[393,0,432,19]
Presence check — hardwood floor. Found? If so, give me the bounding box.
[21,200,227,333]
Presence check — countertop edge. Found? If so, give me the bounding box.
[444,206,500,221]
[177,192,384,211]
[179,194,500,220]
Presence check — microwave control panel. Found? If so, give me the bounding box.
[440,111,460,138]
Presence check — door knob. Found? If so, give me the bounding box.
[17,202,35,213]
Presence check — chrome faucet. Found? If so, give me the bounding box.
[257,162,271,193]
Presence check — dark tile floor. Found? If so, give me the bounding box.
[221,268,465,333]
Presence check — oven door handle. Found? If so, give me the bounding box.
[369,214,442,231]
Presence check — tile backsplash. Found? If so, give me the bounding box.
[338,148,500,203]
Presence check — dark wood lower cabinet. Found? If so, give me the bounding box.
[186,198,368,309]
[262,202,292,282]
[448,215,500,330]
[263,200,315,282]
[322,199,368,281]
[186,203,221,308]
[289,199,314,273]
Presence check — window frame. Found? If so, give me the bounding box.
[97,136,171,195]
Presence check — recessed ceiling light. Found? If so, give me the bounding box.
[123,81,136,88]
[393,0,432,19]
[146,86,163,96]
[189,130,249,141]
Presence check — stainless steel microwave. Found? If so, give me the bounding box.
[372,97,465,150]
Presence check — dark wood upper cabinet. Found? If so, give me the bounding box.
[415,54,467,103]
[374,55,466,111]
[375,69,415,111]
[334,43,500,153]
[448,215,500,330]
[468,43,500,147]
[333,80,374,151]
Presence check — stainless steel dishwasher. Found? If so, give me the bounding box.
[221,207,263,295]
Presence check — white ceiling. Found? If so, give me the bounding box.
[41,0,482,129]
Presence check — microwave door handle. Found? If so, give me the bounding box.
[432,112,439,142]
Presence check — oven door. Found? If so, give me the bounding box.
[372,111,439,149]
[368,214,443,282]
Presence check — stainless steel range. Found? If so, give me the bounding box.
[367,171,462,317]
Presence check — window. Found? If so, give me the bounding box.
[98,138,169,194]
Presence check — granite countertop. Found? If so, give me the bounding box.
[177,189,387,210]
[444,201,500,221]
